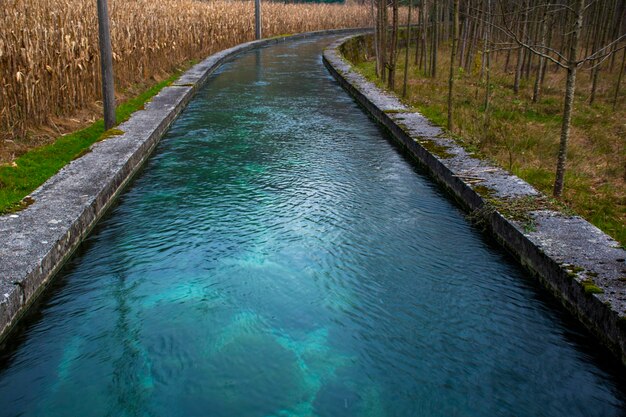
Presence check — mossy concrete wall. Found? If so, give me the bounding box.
[0,28,369,346]
[323,35,626,364]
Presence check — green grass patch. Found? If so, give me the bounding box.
[0,72,182,214]
[418,104,447,128]
[354,61,379,84]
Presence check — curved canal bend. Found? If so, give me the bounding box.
[1,36,625,416]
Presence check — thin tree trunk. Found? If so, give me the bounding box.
[372,0,381,77]
[504,49,511,73]
[584,1,599,60]
[588,2,602,102]
[465,0,480,72]
[484,0,492,110]
[447,0,459,130]
[459,14,468,68]
[554,0,585,198]
[609,0,625,70]
[590,3,612,104]
[613,47,626,110]
[541,16,553,85]
[431,0,438,77]
[403,0,413,97]
[514,3,528,94]
[388,0,399,88]
[381,0,388,81]
[479,0,489,80]
[524,3,541,80]
[442,0,447,44]
[533,1,550,102]
[422,2,429,73]
[414,2,422,65]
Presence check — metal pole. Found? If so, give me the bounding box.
[97,0,116,129]
[255,0,262,40]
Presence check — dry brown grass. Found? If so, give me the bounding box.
[0,0,372,161]
[354,42,626,244]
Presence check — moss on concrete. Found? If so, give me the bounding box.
[582,279,604,295]
[417,139,455,159]
[1,195,35,215]
[472,185,496,198]
[98,128,124,141]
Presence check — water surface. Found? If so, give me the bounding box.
[1,37,625,417]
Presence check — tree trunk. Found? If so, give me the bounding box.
[533,1,550,102]
[505,49,511,73]
[465,0,480,73]
[441,0,447,44]
[514,3,528,95]
[414,2,423,65]
[447,0,459,130]
[372,0,381,77]
[388,0,399,88]
[459,13,468,68]
[403,0,413,97]
[554,0,584,198]
[613,46,626,110]
[422,1,429,73]
[381,0,388,81]
[484,0,492,110]
[479,0,489,81]
[431,0,438,77]
[611,0,626,71]
[589,3,611,105]
[524,4,541,80]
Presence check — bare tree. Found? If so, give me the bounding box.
[372,0,382,77]
[613,46,626,110]
[447,0,460,130]
[513,1,528,95]
[379,0,388,81]
[553,0,584,197]
[388,0,399,88]
[496,0,625,197]
[431,0,439,77]
[403,0,414,97]
[484,0,493,110]
[532,1,551,102]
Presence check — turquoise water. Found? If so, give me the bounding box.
[1,37,625,416]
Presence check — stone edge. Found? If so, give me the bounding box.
[0,28,371,346]
[323,35,626,364]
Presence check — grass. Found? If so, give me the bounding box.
[0,72,182,214]
[348,43,625,246]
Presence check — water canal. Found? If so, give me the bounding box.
[1,36,625,416]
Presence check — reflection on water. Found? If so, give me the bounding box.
[0,37,625,417]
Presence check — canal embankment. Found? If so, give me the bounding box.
[323,34,626,364]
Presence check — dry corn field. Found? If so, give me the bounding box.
[0,0,372,159]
